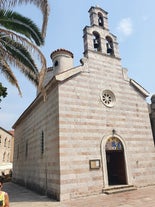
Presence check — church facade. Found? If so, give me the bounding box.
[13,6,155,201]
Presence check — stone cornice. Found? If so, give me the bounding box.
[130,79,149,97]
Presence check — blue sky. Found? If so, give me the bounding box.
[1,0,155,129]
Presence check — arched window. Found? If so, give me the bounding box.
[106,137,123,151]
[4,138,7,147]
[3,152,6,162]
[25,140,28,158]
[41,131,44,154]
[93,31,101,52]
[17,144,19,160]
[98,12,104,27]
[8,140,10,148]
[106,36,114,56]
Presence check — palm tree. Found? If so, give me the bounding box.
[0,0,49,95]
[1,0,49,38]
[0,10,46,95]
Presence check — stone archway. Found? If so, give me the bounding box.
[101,133,132,188]
[105,137,127,185]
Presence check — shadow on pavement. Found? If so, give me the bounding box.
[3,182,58,203]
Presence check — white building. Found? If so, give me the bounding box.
[0,127,14,175]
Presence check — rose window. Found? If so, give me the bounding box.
[101,90,115,107]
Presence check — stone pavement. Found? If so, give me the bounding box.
[3,182,155,207]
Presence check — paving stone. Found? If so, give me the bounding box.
[3,182,155,207]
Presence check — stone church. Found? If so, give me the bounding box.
[12,6,155,201]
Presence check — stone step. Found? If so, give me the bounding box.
[103,185,137,195]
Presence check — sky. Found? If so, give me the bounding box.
[1,0,155,130]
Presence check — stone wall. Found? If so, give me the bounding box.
[13,85,61,200]
[58,52,155,200]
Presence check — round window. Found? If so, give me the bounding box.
[101,90,115,107]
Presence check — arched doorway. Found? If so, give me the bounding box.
[106,137,127,185]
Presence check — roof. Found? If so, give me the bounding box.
[130,79,149,97]
[50,48,74,59]
[13,58,88,129]
[0,127,14,137]
[88,6,108,15]
[9,130,14,136]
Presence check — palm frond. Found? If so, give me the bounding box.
[0,57,22,95]
[0,2,48,95]
[0,0,50,38]
[1,35,39,74]
[0,28,47,69]
[0,28,47,89]
[0,47,39,87]
[0,9,44,46]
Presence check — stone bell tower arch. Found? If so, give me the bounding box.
[83,6,120,59]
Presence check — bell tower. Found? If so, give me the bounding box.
[83,6,120,59]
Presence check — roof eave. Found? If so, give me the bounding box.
[130,79,149,97]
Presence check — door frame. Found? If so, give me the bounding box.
[101,134,131,188]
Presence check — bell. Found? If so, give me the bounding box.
[94,39,99,48]
[98,17,103,26]
[107,48,113,54]
[106,42,113,54]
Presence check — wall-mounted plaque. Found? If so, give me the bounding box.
[89,159,100,169]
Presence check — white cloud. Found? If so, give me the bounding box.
[117,18,133,37]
